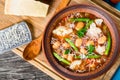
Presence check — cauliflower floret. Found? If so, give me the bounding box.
[95,45,105,55]
[69,60,82,70]
[86,22,102,38]
[53,26,73,36]
[95,19,103,26]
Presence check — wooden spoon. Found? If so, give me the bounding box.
[23,33,43,60]
[23,0,70,60]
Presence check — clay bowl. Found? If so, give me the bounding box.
[42,4,120,80]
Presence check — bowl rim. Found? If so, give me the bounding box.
[42,4,120,80]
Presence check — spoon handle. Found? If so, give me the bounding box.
[55,0,70,13]
[36,33,43,42]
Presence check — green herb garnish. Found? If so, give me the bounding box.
[87,45,95,54]
[64,49,71,54]
[77,28,87,38]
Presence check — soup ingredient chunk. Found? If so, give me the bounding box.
[75,22,85,30]
[86,22,102,38]
[53,52,70,65]
[67,54,74,62]
[98,35,107,44]
[96,45,105,55]
[80,47,87,54]
[53,26,73,36]
[62,42,70,48]
[75,38,82,47]
[52,41,60,49]
[70,60,82,70]
[95,19,103,26]
[105,33,111,55]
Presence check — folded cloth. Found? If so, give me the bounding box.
[115,2,120,11]
[112,66,120,80]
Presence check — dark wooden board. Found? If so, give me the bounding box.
[0,51,53,80]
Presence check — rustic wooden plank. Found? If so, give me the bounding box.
[0,51,53,80]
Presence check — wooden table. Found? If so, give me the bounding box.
[0,0,120,80]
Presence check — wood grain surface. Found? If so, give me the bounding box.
[0,0,120,80]
[0,51,53,80]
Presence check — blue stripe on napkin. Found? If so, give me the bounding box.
[112,66,120,80]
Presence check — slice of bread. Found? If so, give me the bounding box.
[5,0,49,17]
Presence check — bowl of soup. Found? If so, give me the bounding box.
[42,4,120,79]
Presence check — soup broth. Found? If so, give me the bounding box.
[51,12,111,73]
